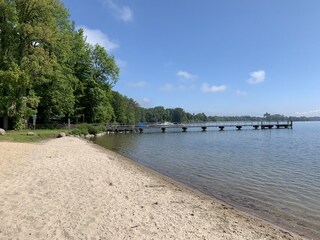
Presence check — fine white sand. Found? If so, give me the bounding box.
[0,137,307,239]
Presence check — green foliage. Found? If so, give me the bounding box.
[0,0,73,129]
[111,91,141,124]
[69,124,105,136]
[90,44,119,86]
[69,128,88,136]
[81,79,114,123]
[71,30,119,124]
[111,91,127,124]
[35,66,76,122]
[87,124,105,135]
[193,113,208,122]
[0,0,120,129]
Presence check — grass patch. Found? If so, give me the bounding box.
[0,129,67,142]
[0,124,106,142]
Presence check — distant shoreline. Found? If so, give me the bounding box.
[0,137,307,239]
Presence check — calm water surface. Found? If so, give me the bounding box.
[93,122,320,238]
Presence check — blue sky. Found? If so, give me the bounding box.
[62,0,320,117]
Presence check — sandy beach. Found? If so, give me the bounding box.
[0,137,307,240]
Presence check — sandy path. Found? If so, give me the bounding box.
[0,137,307,240]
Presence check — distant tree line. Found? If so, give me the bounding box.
[107,101,320,124]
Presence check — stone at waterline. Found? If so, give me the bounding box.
[0,128,6,136]
[85,134,95,139]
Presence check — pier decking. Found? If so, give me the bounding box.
[107,121,293,133]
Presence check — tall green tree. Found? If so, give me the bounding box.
[170,108,187,123]
[0,0,75,128]
[125,97,141,124]
[111,91,127,124]
[71,27,92,121]
[0,0,18,129]
[72,29,119,123]
[85,44,118,123]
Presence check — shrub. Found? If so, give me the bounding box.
[87,125,98,135]
[69,128,88,136]
[69,124,89,135]
[70,124,105,136]
[87,124,105,135]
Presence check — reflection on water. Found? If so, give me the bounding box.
[93,122,320,238]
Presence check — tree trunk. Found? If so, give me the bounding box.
[3,115,8,130]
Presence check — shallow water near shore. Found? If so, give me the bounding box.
[93,121,320,238]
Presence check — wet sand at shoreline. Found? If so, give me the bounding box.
[0,137,307,239]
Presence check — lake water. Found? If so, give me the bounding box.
[93,122,320,238]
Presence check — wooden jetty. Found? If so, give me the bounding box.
[107,120,293,134]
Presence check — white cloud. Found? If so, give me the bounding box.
[236,90,248,96]
[295,109,320,117]
[125,81,147,88]
[80,26,118,51]
[160,83,174,92]
[201,83,227,93]
[104,0,133,22]
[177,70,196,80]
[247,70,265,84]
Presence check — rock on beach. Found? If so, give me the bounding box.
[0,128,5,136]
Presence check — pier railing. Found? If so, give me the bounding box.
[106,120,293,133]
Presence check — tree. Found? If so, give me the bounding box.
[170,108,187,123]
[111,91,127,124]
[0,0,75,129]
[35,67,76,122]
[71,31,119,123]
[0,0,121,128]
[90,44,119,87]
[263,112,271,123]
[71,27,92,121]
[79,77,114,123]
[194,113,207,122]
[0,0,19,129]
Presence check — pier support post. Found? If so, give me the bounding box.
[219,126,224,131]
